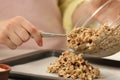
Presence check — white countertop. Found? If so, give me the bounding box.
[0,49,120,61]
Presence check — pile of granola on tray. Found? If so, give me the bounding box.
[48,51,100,80]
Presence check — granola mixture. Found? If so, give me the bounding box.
[67,27,97,52]
[66,25,119,55]
[48,51,100,80]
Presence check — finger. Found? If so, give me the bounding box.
[14,25,30,42]
[5,38,17,49]
[0,31,8,44]
[35,30,43,46]
[20,18,43,46]
[8,31,23,46]
[7,18,30,42]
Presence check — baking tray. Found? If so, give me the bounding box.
[0,50,120,80]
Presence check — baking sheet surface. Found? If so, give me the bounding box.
[12,56,120,80]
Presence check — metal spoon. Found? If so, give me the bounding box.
[41,32,66,37]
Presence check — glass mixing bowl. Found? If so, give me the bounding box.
[74,0,120,29]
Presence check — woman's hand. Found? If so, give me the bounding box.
[0,16,42,49]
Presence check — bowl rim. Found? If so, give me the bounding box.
[0,64,11,73]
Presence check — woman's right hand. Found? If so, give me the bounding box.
[0,16,42,49]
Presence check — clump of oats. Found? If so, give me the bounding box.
[48,51,100,80]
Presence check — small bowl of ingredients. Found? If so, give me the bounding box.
[0,64,11,80]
